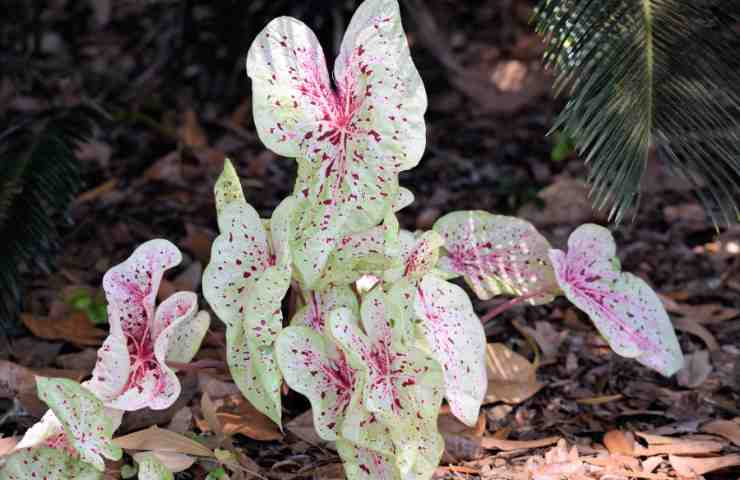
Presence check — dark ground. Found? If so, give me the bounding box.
[1,1,739,478]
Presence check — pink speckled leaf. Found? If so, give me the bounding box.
[214,158,246,214]
[434,211,558,304]
[202,202,271,330]
[391,187,414,213]
[90,239,187,411]
[549,224,684,376]
[165,310,211,365]
[275,326,358,440]
[336,440,401,480]
[0,448,102,480]
[414,275,487,426]
[291,285,359,332]
[103,239,181,346]
[224,316,282,425]
[247,0,426,287]
[385,230,443,283]
[36,378,122,471]
[329,289,444,441]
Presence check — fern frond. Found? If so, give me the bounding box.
[535,0,740,224]
[0,109,95,334]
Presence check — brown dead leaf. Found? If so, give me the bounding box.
[518,177,603,226]
[480,435,561,451]
[286,410,325,446]
[485,343,543,405]
[216,396,282,441]
[662,299,739,325]
[443,435,486,462]
[181,109,208,149]
[181,224,214,265]
[669,454,740,476]
[56,349,98,371]
[438,412,486,438]
[133,451,195,473]
[0,437,18,457]
[701,419,740,446]
[677,350,713,388]
[575,394,624,405]
[633,432,724,456]
[604,430,635,455]
[246,150,274,178]
[672,317,720,350]
[113,426,213,457]
[21,312,106,347]
[200,392,223,439]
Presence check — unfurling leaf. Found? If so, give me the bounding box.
[549,224,683,376]
[247,0,427,287]
[36,377,122,471]
[434,211,558,304]
[86,239,207,411]
[203,167,297,423]
[214,158,246,214]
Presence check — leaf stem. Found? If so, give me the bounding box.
[479,289,548,324]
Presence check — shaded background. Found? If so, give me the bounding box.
[2,1,740,478]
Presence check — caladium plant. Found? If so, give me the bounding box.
[2,240,210,479]
[198,0,684,478]
[246,0,426,288]
[3,378,122,479]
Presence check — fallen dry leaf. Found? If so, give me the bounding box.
[672,317,719,350]
[677,350,713,389]
[701,419,740,447]
[56,348,98,371]
[669,453,740,476]
[603,430,635,455]
[0,437,18,456]
[286,410,326,446]
[181,224,214,265]
[485,343,543,405]
[113,426,213,457]
[133,451,195,473]
[632,432,723,456]
[575,394,624,406]
[480,435,561,451]
[21,312,106,347]
[200,392,224,443]
[438,412,486,438]
[181,109,208,149]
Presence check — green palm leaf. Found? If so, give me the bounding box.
[0,109,94,333]
[535,0,740,223]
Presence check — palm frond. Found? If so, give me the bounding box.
[0,109,95,334]
[535,0,740,224]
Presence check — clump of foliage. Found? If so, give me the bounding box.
[1,240,210,480]
[199,0,683,477]
[1,1,691,478]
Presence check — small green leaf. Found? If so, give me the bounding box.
[36,377,122,471]
[135,453,174,480]
[0,448,102,480]
[215,158,246,214]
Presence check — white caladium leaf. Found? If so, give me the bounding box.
[86,240,205,411]
[433,211,558,304]
[392,187,414,213]
[247,0,427,287]
[0,448,102,480]
[165,310,211,365]
[329,289,445,472]
[337,440,402,480]
[214,158,247,214]
[291,285,359,332]
[135,453,174,480]
[549,224,684,376]
[413,275,487,426]
[203,192,297,424]
[384,230,443,283]
[36,377,122,471]
[275,326,358,440]
[225,316,282,425]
